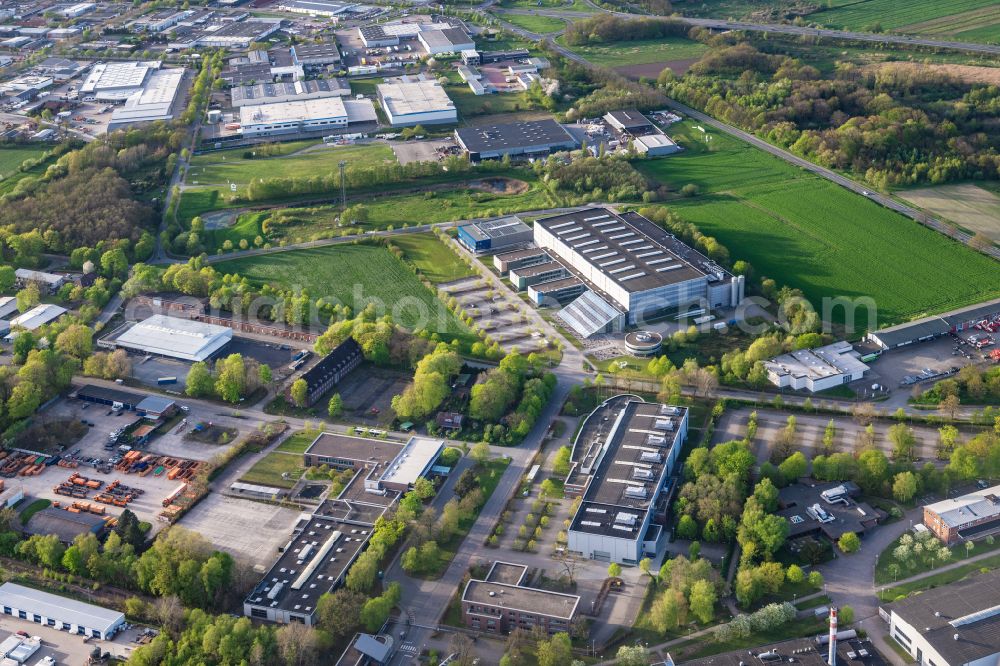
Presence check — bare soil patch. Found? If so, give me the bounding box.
[864,62,1000,86]
[615,58,700,79]
[898,182,1000,241]
[468,177,529,195]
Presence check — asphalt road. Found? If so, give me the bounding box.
[485,21,1000,261]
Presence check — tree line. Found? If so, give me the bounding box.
[661,40,1000,188]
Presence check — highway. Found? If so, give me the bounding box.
[491,5,1000,56]
[486,17,1000,261]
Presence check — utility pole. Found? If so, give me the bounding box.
[339,160,347,210]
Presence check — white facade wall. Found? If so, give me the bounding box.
[0,605,122,640]
[888,612,962,666]
[567,530,641,564]
[536,223,712,323]
[382,107,456,127]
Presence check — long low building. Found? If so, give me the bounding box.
[0,582,125,640]
[455,119,578,161]
[377,79,456,127]
[923,483,1000,545]
[866,297,1000,350]
[231,78,350,107]
[461,561,580,635]
[564,395,687,564]
[6,304,67,339]
[239,97,377,137]
[764,340,870,393]
[533,208,745,331]
[884,568,1000,666]
[107,314,232,362]
[286,338,362,407]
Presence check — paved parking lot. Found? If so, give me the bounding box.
[0,616,105,666]
[439,276,549,353]
[713,407,947,464]
[177,493,301,568]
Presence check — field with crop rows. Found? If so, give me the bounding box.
[638,122,1000,329]
[810,0,1000,34]
[214,244,473,339]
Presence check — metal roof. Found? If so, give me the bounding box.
[113,314,232,362]
[0,583,124,634]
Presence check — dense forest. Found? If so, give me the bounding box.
[0,124,184,253]
[660,40,1000,187]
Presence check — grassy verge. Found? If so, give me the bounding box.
[276,430,321,454]
[875,534,1000,585]
[502,14,566,33]
[18,498,51,525]
[425,457,511,578]
[239,452,304,489]
[880,553,1000,600]
[389,233,477,284]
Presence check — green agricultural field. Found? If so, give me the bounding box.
[502,13,566,34]
[810,0,999,32]
[390,233,476,284]
[187,143,396,187]
[0,145,48,178]
[557,35,708,68]
[214,244,473,338]
[638,121,1000,329]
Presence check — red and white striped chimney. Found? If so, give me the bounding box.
[828,606,838,666]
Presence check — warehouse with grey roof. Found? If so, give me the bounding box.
[455,119,578,161]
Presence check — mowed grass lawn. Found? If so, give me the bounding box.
[188,143,396,186]
[0,146,48,177]
[390,233,476,283]
[214,244,473,338]
[556,35,708,67]
[239,451,303,489]
[275,429,320,454]
[811,0,999,30]
[502,13,566,33]
[638,121,1000,328]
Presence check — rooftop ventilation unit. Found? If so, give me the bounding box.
[646,435,666,446]
[640,451,662,463]
[654,419,675,431]
[615,512,639,526]
[632,467,654,481]
[624,486,647,500]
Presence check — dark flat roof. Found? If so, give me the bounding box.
[569,399,686,539]
[303,432,403,466]
[455,119,577,154]
[778,481,881,541]
[75,384,144,406]
[888,569,1000,666]
[536,209,730,294]
[529,276,584,294]
[463,580,579,620]
[485,561,527,585]
[871,298,1000,348]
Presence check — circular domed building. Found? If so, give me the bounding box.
[624,330,662,356]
